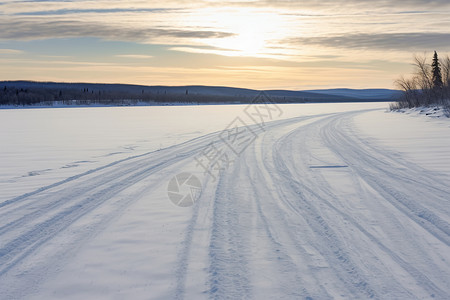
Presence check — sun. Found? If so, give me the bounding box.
[225,23,267,56]
[199,8,283,57]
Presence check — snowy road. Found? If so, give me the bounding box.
[1,108,449,299]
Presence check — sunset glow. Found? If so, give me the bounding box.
[1,1,449,89]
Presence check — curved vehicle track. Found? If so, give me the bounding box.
[1,109,449,299]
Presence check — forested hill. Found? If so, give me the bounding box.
[0,81,401,106]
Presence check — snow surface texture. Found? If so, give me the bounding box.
[0,103,449,299]
[394,106,450,119]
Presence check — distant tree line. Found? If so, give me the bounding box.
[1,81,388,106]
[393,51,450,113]
[0,84,305,106]
[0,86,246,106]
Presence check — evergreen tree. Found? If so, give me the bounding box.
[431,51,443,88]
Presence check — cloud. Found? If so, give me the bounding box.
[115,54,154,59]
[0,48,24,54]
[14,8,178,16]
[231,0,450,8]
[286,33,450,51]
[0,19,235,42]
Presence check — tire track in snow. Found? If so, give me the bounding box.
[272,135,379,298]
[0,130,228,244]
[2,108,449,299]
[0,158,174,276]
[286,111,449,298]
[0,129,231,292]
[0,165,182,300]
[242,144,323,299]
[320,112,450,246]
[271,111,449,298]
[207,163,252,299]
[180,110,448,299]
[0,130,222,210]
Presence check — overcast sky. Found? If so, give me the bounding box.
[1,0,449,89]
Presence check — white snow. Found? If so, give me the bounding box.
[395,106,449,119]
[355,108,450,175]
[1,102,449,299]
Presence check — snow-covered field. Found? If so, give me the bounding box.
[0,103,449,299]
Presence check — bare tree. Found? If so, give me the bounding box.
[413,54,435,105]
[394,75,419,108]
[440,55,450,114]
[441,55,450,99]
[393,52,450,111]
[442,55,450,85]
